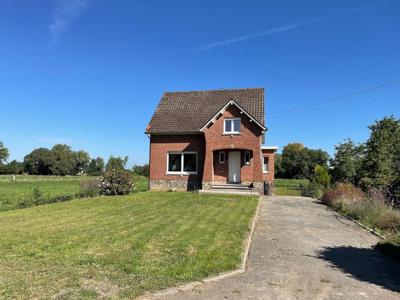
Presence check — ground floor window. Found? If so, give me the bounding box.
[263,156,269,173]
[167,152,197,174]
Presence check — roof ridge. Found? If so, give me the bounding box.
[163,87,265,95]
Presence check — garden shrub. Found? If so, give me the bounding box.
[99,168,134,196]
[78,178,101,198]
[322,183,364,209]
[312,164,331,188]
[300,182,324,199]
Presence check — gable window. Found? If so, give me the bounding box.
[219,151,225,164]
[263,156,269,173]
[167,152,197,174]
[244,151,251,165]
[224,118,240,134]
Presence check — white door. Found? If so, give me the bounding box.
[229,152,241,183]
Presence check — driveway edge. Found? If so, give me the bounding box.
[138,196,263,299]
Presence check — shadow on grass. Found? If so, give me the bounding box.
[317,246,400,293]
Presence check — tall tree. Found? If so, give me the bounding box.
[106,156,128,171]
[24,148,53,175]
[330,139,365,184]
[74,150,90,174]
[363,116,400,187]
[87,157,105,176]
[49,144,77,176]
[0,141,9,164]
[281,143,329,179]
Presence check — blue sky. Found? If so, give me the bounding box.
[0,0,399,166]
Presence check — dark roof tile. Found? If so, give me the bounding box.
[146,88,265,134]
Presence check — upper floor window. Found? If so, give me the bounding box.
[224,118,240,134]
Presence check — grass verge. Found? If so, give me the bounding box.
[0,191,258,299]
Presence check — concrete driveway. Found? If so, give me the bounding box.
[155,196,400,300]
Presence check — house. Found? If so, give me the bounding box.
[145,88,277,194]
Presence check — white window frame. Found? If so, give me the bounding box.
[166,151,198,175]
[223,118,241,134]
[263,156,269,173]
[244,151,251,165]
[219,151,225,164]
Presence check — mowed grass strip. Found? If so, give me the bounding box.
[0,192,258,299]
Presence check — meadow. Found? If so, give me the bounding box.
[0,191,258,299]
[0,174,148,211]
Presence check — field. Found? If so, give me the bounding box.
[0,175,148,211]
[0,192,258,299]
[274,179,309,196]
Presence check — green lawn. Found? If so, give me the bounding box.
[274,179,309,196]
[0,174,149,211]
[0,191,258,299]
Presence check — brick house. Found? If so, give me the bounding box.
[145,88,277,194]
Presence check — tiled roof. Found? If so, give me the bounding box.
[146,88,265,134]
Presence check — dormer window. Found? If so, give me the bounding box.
[224,118,240,134]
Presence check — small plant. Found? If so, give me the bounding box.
[99,169,134,196]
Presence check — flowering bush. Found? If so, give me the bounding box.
[99,169,134,196]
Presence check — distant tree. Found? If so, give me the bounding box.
[106,156,128,171]
[0,160,24,175]
[0,141,9,165]
[132,164,149,177]
[274,154,284,178]
[49,144,77,176]
[87,157,105,176]
[281,143,329,179]
[24,148,53,175]
[363,116,400,188]
[330,139,365,184]
[74,150,90,174]
[281,143,305,179]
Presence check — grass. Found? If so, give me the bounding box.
[0,174,149,211]
[0,191,258,299]
[274,179,309,196]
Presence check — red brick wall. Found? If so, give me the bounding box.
[149,135,204,181]
[203,105,264,183]
[261,149,275,182]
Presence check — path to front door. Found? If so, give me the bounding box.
[228,151,240,183]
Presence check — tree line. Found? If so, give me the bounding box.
[276,116,400,204]
[0,143,149,177]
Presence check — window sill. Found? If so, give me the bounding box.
[166,172,198,176]
[263,171,269,174]
[222,133,242,136]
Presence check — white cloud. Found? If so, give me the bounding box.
[196,17,324,52]
[48,0,90,47]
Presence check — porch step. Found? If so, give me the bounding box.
[199,189,260,196]
[211,184,251,190]
[199,183,260,196]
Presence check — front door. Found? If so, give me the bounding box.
[229,151,241,183]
